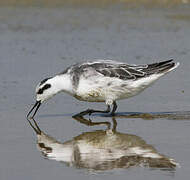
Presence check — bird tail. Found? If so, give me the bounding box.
[146,59,180,75]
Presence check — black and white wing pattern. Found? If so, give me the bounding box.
[93,61,147,80]
[71,59,175,81]
[60,59,175,87]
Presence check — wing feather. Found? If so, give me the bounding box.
[93,62,147,80]
[62,60,175,86]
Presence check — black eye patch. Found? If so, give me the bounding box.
[37,84,51,94]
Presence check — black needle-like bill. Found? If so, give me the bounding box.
[27,101,41,119]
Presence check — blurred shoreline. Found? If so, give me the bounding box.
[0,0,189,8]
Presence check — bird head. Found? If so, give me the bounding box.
[27,77,54,119]
[27,74,72,119]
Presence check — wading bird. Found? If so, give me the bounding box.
[27,59,179,119]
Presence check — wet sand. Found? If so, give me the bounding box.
[0,3,190,180]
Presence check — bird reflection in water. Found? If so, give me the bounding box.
[27,116,178,171]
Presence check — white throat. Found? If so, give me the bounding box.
[50,74,74,95]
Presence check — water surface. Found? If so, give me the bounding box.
[0,3,190,180]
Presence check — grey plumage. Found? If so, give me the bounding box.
[59,59,175,89]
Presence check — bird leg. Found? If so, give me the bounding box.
[111,117,117,131]
[111,101,117,116]
[74,105,111,117]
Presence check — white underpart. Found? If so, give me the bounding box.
[127,74,163,96]
[76,73,163,105]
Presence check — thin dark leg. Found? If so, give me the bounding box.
[111,117,117,131]
[73,105,111,117]
[111,101,117,116]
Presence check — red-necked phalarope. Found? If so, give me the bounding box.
[27,59,179,118]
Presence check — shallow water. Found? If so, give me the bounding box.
[0,3,190,180]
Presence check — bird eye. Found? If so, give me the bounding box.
[37,84,51,94]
